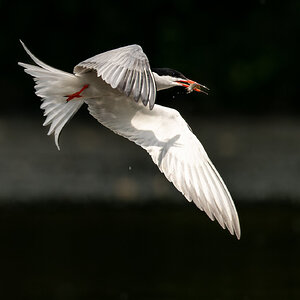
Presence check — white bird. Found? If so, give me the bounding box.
[18,41,240,239]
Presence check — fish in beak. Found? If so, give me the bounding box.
[176,79,209,95]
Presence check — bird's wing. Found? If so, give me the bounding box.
[85,96,241,239]
[74,45,156,109]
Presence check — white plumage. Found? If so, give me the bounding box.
[18,41,240,239]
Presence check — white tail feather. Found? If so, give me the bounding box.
[18,41,84,150]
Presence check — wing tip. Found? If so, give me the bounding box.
[213,212,241,240]
[233,229,241,240]
[55,133,61,151]
[224,214,241,240]
[234,224,241,240]
[149,99,155,110]
[227,220,241,240]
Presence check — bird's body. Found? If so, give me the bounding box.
[18,41,240,239]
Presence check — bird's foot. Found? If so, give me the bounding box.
[65,84,89,102]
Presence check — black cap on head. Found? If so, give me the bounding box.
[152,68,187,79]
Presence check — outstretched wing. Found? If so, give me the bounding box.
[74,45,156,109]
[84,96,241,239]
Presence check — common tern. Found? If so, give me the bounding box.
[18,41,240,239]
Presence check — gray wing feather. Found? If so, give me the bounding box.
[74,45,156,109]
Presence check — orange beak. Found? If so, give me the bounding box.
[176,79,209,95]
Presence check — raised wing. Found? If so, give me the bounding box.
[85,96,241,239]
[74,45,156,109]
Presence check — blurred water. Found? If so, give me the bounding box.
[1,115,300,202]
[1,114,299,298]
[0,202,299,299]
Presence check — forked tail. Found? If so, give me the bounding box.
[18,40,84,150]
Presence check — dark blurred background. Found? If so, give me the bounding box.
[0,0,300,299]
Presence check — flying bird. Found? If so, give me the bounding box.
[18,41,240,239]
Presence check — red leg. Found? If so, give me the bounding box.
[65,84,89,102]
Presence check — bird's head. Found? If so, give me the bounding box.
[152,67,209,94]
